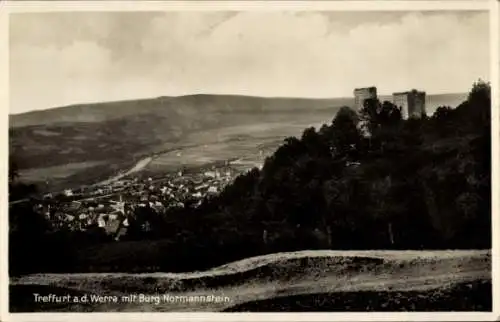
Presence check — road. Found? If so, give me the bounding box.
[93,156,153,186]
[9,156,154,206]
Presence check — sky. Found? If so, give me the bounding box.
[9,10,489,114]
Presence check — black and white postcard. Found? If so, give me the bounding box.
[1,1,498,321]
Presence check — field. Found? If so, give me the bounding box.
[146,121,325,173]
[10,250,491,312]
[18,161,106,184]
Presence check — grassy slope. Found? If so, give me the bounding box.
[10,250,491,312]
[223,280,491,312]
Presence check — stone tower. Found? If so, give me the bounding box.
[354,87,378,111]
[392,90,426,119]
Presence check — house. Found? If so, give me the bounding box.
[64,189,73,197]
[141,222,152,232]
[113,181,125,187]
[195,184,209,191]
[69,201,81,211]
[110,200,125,214]
[207,186,218,194]
[103,218,127,241]
[204,171,216,178]
[97,215,107,228]
[115,227,128,241]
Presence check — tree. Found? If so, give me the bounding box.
[301,127,330,158]
[359,99,402,154]
[467,79,490,108]
[400,117,424,147]
[464,79,491,130]
[433,106,454,120]
[360,99,402,131]
[9,158,19,185]
[329,106,362,158]
[431,106,455,137]
[9,202,54,275]
[369,176,405,247]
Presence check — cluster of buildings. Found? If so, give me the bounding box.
[353,86,427,119]
[29,164,245,240]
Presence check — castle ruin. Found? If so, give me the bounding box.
[354,87,378,111]
[392,90,426,119]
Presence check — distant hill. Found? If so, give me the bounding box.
[9,94,349,128]
[9,93,466,128]
[8,93,467,190]
[9,95,346,167]
[380,93,468,116]
[9,95,349,189]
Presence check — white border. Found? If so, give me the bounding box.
[0,1,498,322]
[490,0,499,319]
[1,0,492,12]
[0,1,10,321]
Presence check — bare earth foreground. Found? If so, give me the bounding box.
[10,250,491,312]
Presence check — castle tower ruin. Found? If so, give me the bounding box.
[392,90,426,119]
[354,87,378,111]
